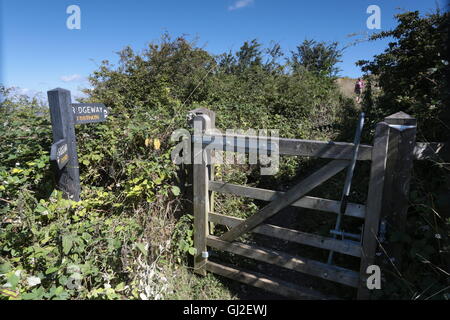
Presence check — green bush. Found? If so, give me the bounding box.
[4,15,445,300]
[0,87,183,300]
[358,10,449,300]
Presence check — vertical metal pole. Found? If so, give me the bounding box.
[328,113,365,264]
[48,88,80,201]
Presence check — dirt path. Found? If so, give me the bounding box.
[336,78,357,99]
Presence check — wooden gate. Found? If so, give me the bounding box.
[190,108,419,300]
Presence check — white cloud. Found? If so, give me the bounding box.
[60,74,83,82]
[228,0,254,11]
[7,87,46,104]
[17,87,32,95]
[16,87,41,97]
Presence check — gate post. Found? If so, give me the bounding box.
[381,112,417,269]
[192,111,213,276]
[358,112,417,299]
[189,108,216,214]
[358,122,390,300]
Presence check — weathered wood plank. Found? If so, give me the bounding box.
[200,134,447,161]
[204,110,217,238]
[193,114,212,276]
[220,160,350,242]
[357,122,390,299]
[382,114,417,273]
[209,181,365,219]
[278,138,372,160]
[205,261,332,300]
[209,213,362,257]
[207,236,360,288]
[199,134,373,160]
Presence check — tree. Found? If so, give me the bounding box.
[85,34,216,113]
[357,10,450,141]
[216,51,237,74]
[357,9,450,300]
[290,39,342,77]
[235,39,263,73]
[263,42,284,74]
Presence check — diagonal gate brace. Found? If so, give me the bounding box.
[220,159,350,242]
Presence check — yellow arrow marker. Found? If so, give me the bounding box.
[154,138,161,150]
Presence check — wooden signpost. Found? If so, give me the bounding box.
[48,88,109,201]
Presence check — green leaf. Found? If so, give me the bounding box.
[115,282,125,292]
[171,186,181,196]
[7,273,20,288]
[62,236,73,255]
[135,243,147,256]
[35,204,47,213]
[55,286,64,295]
[46,266,59,275]
[188,247,197,256]
[113,239,122,249]
[23,287,45,300]
[0,262,12,274]
[22,291,38,300]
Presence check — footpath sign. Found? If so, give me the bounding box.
[72,103,109,124]
[50,139,69,170]
[48,88,109,201]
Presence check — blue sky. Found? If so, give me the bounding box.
[0,0,446,101]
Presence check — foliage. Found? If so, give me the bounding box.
[357,10,450,141]
[4,10,447,300]
[172,214,196,263]
[0,87,183,300]
[0,33,353,300]
[290,39,343,77]
[358,10,449,300]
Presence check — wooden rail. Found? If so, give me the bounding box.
[220,160,350,242]
[209,181,366,219]
[205,261,332,300]
[198,134,373,160]
[209,213,362,257]
[198,134,443,161]
[207,236,360,288]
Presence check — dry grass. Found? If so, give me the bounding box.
[336,78,357,98]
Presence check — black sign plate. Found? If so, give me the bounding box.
[50,139,69,169]
[71,103,109,124]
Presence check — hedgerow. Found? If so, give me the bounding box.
[0,33,352,299]
[358,10,449,300]
[0,9,448,300]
